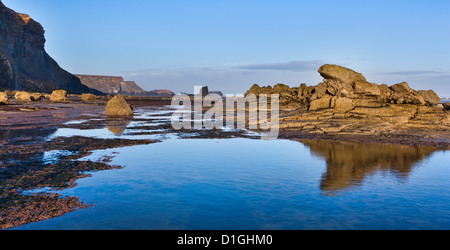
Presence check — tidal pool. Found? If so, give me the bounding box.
[13,108,450,230]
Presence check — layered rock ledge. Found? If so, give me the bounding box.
[246,64,450,146]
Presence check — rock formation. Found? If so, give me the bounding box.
[246,64,449,143]
[76,75,174,97]
[105,94,134,116]
[246,64,442,109]
[0,1,99,94]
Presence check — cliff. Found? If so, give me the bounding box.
[76,74,174,97]
[75,75,125,95]
[0,1,98,94]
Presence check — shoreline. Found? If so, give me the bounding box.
[1,96,450,147]
[1,97,449,229]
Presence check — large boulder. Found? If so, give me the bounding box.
[106,94,134,116]
[14,91,33,102]
[318,64,367,85]
[0,92,8,104]
[50,90,68,102]
[417,90,441,106]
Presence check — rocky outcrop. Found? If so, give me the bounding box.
[106,94,134,116]
[246,64,449,143]
[76,75,174,97]
[0,1,99,94]
[247,64,441,109]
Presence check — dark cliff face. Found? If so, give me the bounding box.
[0,1,99,94]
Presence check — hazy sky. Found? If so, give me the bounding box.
[4,0,450,95]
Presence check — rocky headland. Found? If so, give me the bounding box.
[0,1,99,94]
[246,64,450,147]
[76,75,174,97]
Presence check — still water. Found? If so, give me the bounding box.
[14,107,450,230]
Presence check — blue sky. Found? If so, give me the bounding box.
[4,0,450,95]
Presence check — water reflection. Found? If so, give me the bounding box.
[106,118,132,136]
[0,127,57,141]
[301,140,445,196]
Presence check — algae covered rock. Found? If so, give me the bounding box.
[106,94,134,116]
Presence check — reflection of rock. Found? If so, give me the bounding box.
[106,118,132,136]
[302,140,443,196]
